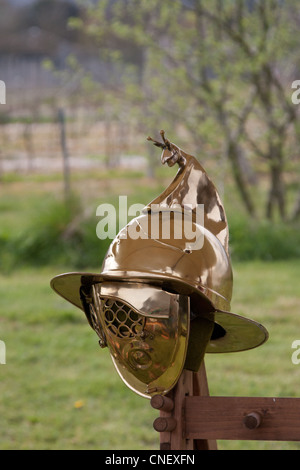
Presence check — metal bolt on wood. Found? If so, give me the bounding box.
[243,412,262,430]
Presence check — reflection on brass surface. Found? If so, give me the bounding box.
[51,131,268,398]
[99,282,175,319]
[147,129,229,254]
[91,285,190,398]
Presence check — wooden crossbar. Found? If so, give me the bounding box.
[185,396,300,442]
[151,362,300,449]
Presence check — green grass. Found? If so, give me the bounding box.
[0,266,159,450]
[1,167,300,449]
[0,261,300,450]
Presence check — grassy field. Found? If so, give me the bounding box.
[0,261,300,450]
[0,170,300,450]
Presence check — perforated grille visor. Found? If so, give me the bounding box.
[101,298,146,339]
[90,283,190,398]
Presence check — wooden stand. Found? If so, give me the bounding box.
[151,362,300,450]
[151,362,217,450]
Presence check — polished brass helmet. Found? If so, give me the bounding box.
[51,131,268,398]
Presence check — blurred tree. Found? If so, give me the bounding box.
[71,0,300,221]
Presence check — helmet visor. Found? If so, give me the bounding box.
[91,282,190,398]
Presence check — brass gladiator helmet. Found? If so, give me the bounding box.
[51,131,268,399]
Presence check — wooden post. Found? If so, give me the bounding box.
[192,364,218,451]
[58,108,71,201]
[151,362,217,450]
[151,362,300,448]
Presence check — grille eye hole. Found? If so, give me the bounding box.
[101,298,145,339]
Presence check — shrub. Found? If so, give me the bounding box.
[1,194,111,270]
[229,216,300,261]
[2,195,300,272]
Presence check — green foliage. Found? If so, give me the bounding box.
[2,191,300,273]
[0,194,110,271]
[229,216,300,261]
[70,0,300,222]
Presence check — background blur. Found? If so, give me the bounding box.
[1,0,300,450]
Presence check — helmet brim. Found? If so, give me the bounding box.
[50,272,268,354]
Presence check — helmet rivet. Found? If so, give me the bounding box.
[98,338,107,349]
